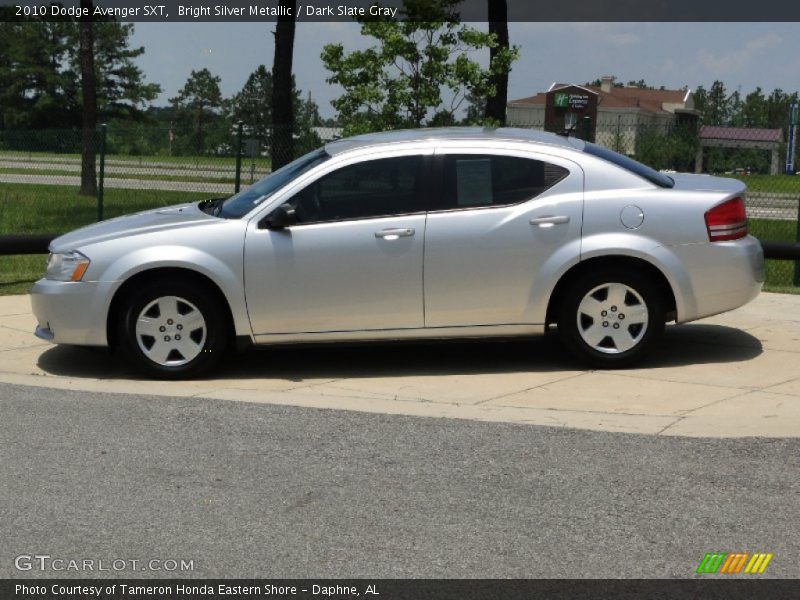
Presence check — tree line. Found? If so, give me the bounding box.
[0,1,515,166]
[694,80,798,131]
[0,18,325,156]
[587,78,799,172]
[586,77,799,132]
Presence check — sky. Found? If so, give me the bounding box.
[129,22,800,119]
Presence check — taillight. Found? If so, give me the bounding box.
[705,197,747,242]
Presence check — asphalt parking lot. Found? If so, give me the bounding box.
[1,382,798,578]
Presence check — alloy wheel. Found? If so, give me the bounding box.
[134,295,207,366]
[576,282,649,354]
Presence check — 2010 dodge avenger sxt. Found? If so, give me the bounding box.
[31,128,764,378]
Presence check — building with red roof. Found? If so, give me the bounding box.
[507,76,699,154]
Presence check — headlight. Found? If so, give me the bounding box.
[45,251,91,282]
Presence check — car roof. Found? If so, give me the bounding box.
[324,127,586,156]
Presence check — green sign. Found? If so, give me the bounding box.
[553,91,590,109]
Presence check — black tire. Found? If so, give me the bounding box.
[557,269,665,368]
[118,279,229,379]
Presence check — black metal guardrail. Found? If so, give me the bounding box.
[0,234,56,255]
[1,234,799,260]
[759,240,800,260]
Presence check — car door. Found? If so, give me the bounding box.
[424,149,583,328]
[244,152,430,337]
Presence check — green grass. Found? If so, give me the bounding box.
[732,174,800,195]
[748,218,800,293]
[0,183,210,233]
[749,217,797,242]
[0,183,210,294]
[0,255,44,294]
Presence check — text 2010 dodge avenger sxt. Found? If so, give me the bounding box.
[31,128,763,378]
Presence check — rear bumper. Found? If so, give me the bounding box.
[659,235,764,323]
[30,278,115,346]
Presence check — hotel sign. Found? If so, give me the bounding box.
[554,92,590,109]
[545,85,599,142]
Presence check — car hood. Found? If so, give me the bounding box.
[50,203,218,252]
[667,172,746,194]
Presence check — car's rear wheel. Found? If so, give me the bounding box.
[557,270,665,368]
[119,280,229,379]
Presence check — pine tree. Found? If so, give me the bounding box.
[169,68,223,154]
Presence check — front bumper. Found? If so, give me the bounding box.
[30,278,116,346]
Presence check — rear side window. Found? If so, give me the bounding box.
[583,142,674,188]
[439,155,569,210]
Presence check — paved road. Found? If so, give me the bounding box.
[0,158,271,180]
[0,172,235,194]
[0,154,265,173]
[1,382,797,579]
[747,207,798,221]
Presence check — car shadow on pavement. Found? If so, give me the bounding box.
[36,323,762,381]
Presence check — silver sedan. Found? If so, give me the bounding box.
[31,128,764,378]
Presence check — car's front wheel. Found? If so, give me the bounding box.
[119,280,229,378]
[557,270,665,368]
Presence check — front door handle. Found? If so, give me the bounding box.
[530,215,570,227]
[375,228,415,239]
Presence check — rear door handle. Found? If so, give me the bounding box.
[375,228,415,239]
[530,215,570,226]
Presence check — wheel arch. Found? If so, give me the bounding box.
[106,267,238,349]
[545,255,678,327]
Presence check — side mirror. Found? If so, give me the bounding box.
[263,203,297,230]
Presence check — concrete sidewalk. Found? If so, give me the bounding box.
[0,292,798,438]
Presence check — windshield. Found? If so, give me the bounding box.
[218,148,330,218]
[582,142,674,188]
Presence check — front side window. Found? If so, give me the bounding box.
[219,148,330,219]
[284,155,425,224]
[439,154,569,210]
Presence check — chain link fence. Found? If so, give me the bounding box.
[0,120,797,292]
[0,124,345,195]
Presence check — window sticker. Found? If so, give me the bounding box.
[456,159,492,206]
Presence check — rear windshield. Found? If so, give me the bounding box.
[583,142,674,188]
